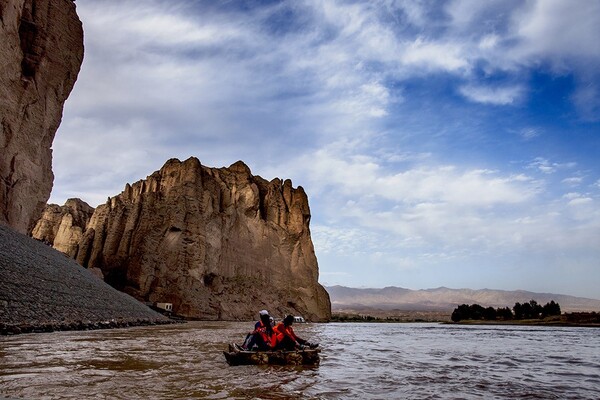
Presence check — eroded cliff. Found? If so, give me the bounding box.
[0,0,83,233]
[36,158,331,321]
[31,198,93,258]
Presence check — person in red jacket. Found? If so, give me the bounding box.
[274,315,318,350]
[243,310,277,351]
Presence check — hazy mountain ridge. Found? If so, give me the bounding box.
[326,285,600,313]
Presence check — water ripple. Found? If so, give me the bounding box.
[1,322,600,399]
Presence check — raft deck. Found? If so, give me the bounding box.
[223,343,321,366]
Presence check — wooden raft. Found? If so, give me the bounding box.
[223,343,321,366]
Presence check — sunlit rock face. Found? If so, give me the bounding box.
[40,158,331,321]
[31,198,93,258]
[0,0,83,233]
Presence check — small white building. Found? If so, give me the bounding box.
[155,302,173,312]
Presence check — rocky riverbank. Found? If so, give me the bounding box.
[0,224,175,335]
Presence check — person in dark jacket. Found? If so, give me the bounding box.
[243,310,276,350]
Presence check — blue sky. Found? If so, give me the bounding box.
[52,0,600,299]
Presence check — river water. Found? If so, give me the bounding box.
[1,322,599,399]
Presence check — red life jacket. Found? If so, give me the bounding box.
[254,321,277,348]
[274,322,298,342]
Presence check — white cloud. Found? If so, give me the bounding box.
[563,192,582,200]
[519,127,542,140]
[401,38,469,72]
[331,81,391,118]
[281,132,600,275]
[446,0,600,117]
[478,34,500,50]
[564,192,593,207]
[296,143,539,208]
[527,158,576,174]
[512,0,600,61]
[459,84,524,105]
[568,197,592,206]
[562,177,583,186]
[280,140,558,261]
[446,0,511,31]
[377,151,432,164]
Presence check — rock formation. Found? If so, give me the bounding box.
[31,198,93,258]
[0,0,84,234]
[37,158,332,321]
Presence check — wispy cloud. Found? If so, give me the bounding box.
[562,177,583,186]
[402,38,469,72]
[572,82,600,121]
[459,84,524,105]
[519,127,542,140]
[527,158,576,175]
[50,0,600,298]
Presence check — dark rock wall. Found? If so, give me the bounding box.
[0,0,84,233]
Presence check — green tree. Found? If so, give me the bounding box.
[542,300,561,317]
[451,304,471,322]
[529,299,543,318]
[513,302,523,319]
[469,304,485,320]
[496,307,513,320]
[483,307,497,320]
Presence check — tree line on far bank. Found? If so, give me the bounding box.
[451,299,561,322]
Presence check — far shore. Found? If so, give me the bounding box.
[331,310,451,323]
[330,311,600,327]
[450,312,600,328]
[447,319,600,328]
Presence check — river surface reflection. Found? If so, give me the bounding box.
[1,321,599,399]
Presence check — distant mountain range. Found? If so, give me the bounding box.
[325,286,600,313]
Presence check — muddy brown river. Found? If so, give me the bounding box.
[1,321,599,399]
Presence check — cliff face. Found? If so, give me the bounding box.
[0,0,84,233]
[38,158,331,321]
[31,198,93,258]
